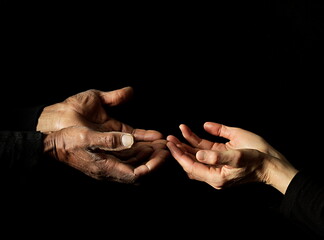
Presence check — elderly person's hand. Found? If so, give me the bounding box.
[37,87,169,183]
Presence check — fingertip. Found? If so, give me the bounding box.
[166,135,180,144]
[133,129,163,141]
[123,86,134,92]
[150,130,164,140]
[179,124,187,132]
[204,121,214,128]
[121,86,134,98]
[166,135,173,141]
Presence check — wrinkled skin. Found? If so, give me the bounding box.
[38,86,170,184]
[44,126,169,184]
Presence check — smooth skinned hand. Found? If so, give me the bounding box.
[167,122,297,192]
[37,86,169,183]
[43,126,168,184]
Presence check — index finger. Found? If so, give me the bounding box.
[166,141,216,182]
[179,124,215,150]
[166,141,196,171]
[133,129,164,141]
[99,86,134,106]
[134,148,170,177]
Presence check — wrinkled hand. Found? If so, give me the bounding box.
[37,86,166,153]
[44,126,169,184]
[37,86,170,183]
[166,122,287,189]
[37,86,136,133]
[37,87,167,152]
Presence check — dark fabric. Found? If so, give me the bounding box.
[280,170,324,238]
[0,131,44,185]
[0,105,46,185]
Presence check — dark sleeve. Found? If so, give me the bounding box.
[0,131,44,185]
[0,105,46,185]
[280,170,324,238]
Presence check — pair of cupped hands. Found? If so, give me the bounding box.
[37,86,287,189]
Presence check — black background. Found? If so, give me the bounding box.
[1,1,324,239]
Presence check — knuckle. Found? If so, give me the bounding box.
[105,134,117,148]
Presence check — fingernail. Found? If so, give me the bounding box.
[122,134,134,148]
[196,151,205,161]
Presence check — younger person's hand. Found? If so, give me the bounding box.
[167,122,297,193]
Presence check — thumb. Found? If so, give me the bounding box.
[100,86,134,106]
[196,149,263,168]
[196,149,241,167]
[91,131,134,151]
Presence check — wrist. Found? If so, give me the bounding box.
[42,132,59,160]
[263,156,298,194]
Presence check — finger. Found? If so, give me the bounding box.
[122,145,154,164]
[167,142,215,182]
[179,124,200,145]
[167,135,196,154]
[166,141,196,171]
[111,140,164,159]
[114,140,168,165]
[104,160,137,184]
[133,129,164,141]
[196,150,241,166]
[88,131,134,151]
[166,135,181,144]
[107,144,139,158]
[134,148,170,177]
[176,142,198,155]
[203,122,233,140]
[151,139,168,150]
[196,149,263,168]
[179,124,215,150]
[84,152,138,183]
[99,86,134,106]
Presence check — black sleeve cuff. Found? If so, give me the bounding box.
[280,170,324,237]
[0,131,44,185]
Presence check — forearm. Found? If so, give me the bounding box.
[263,156,299,194]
